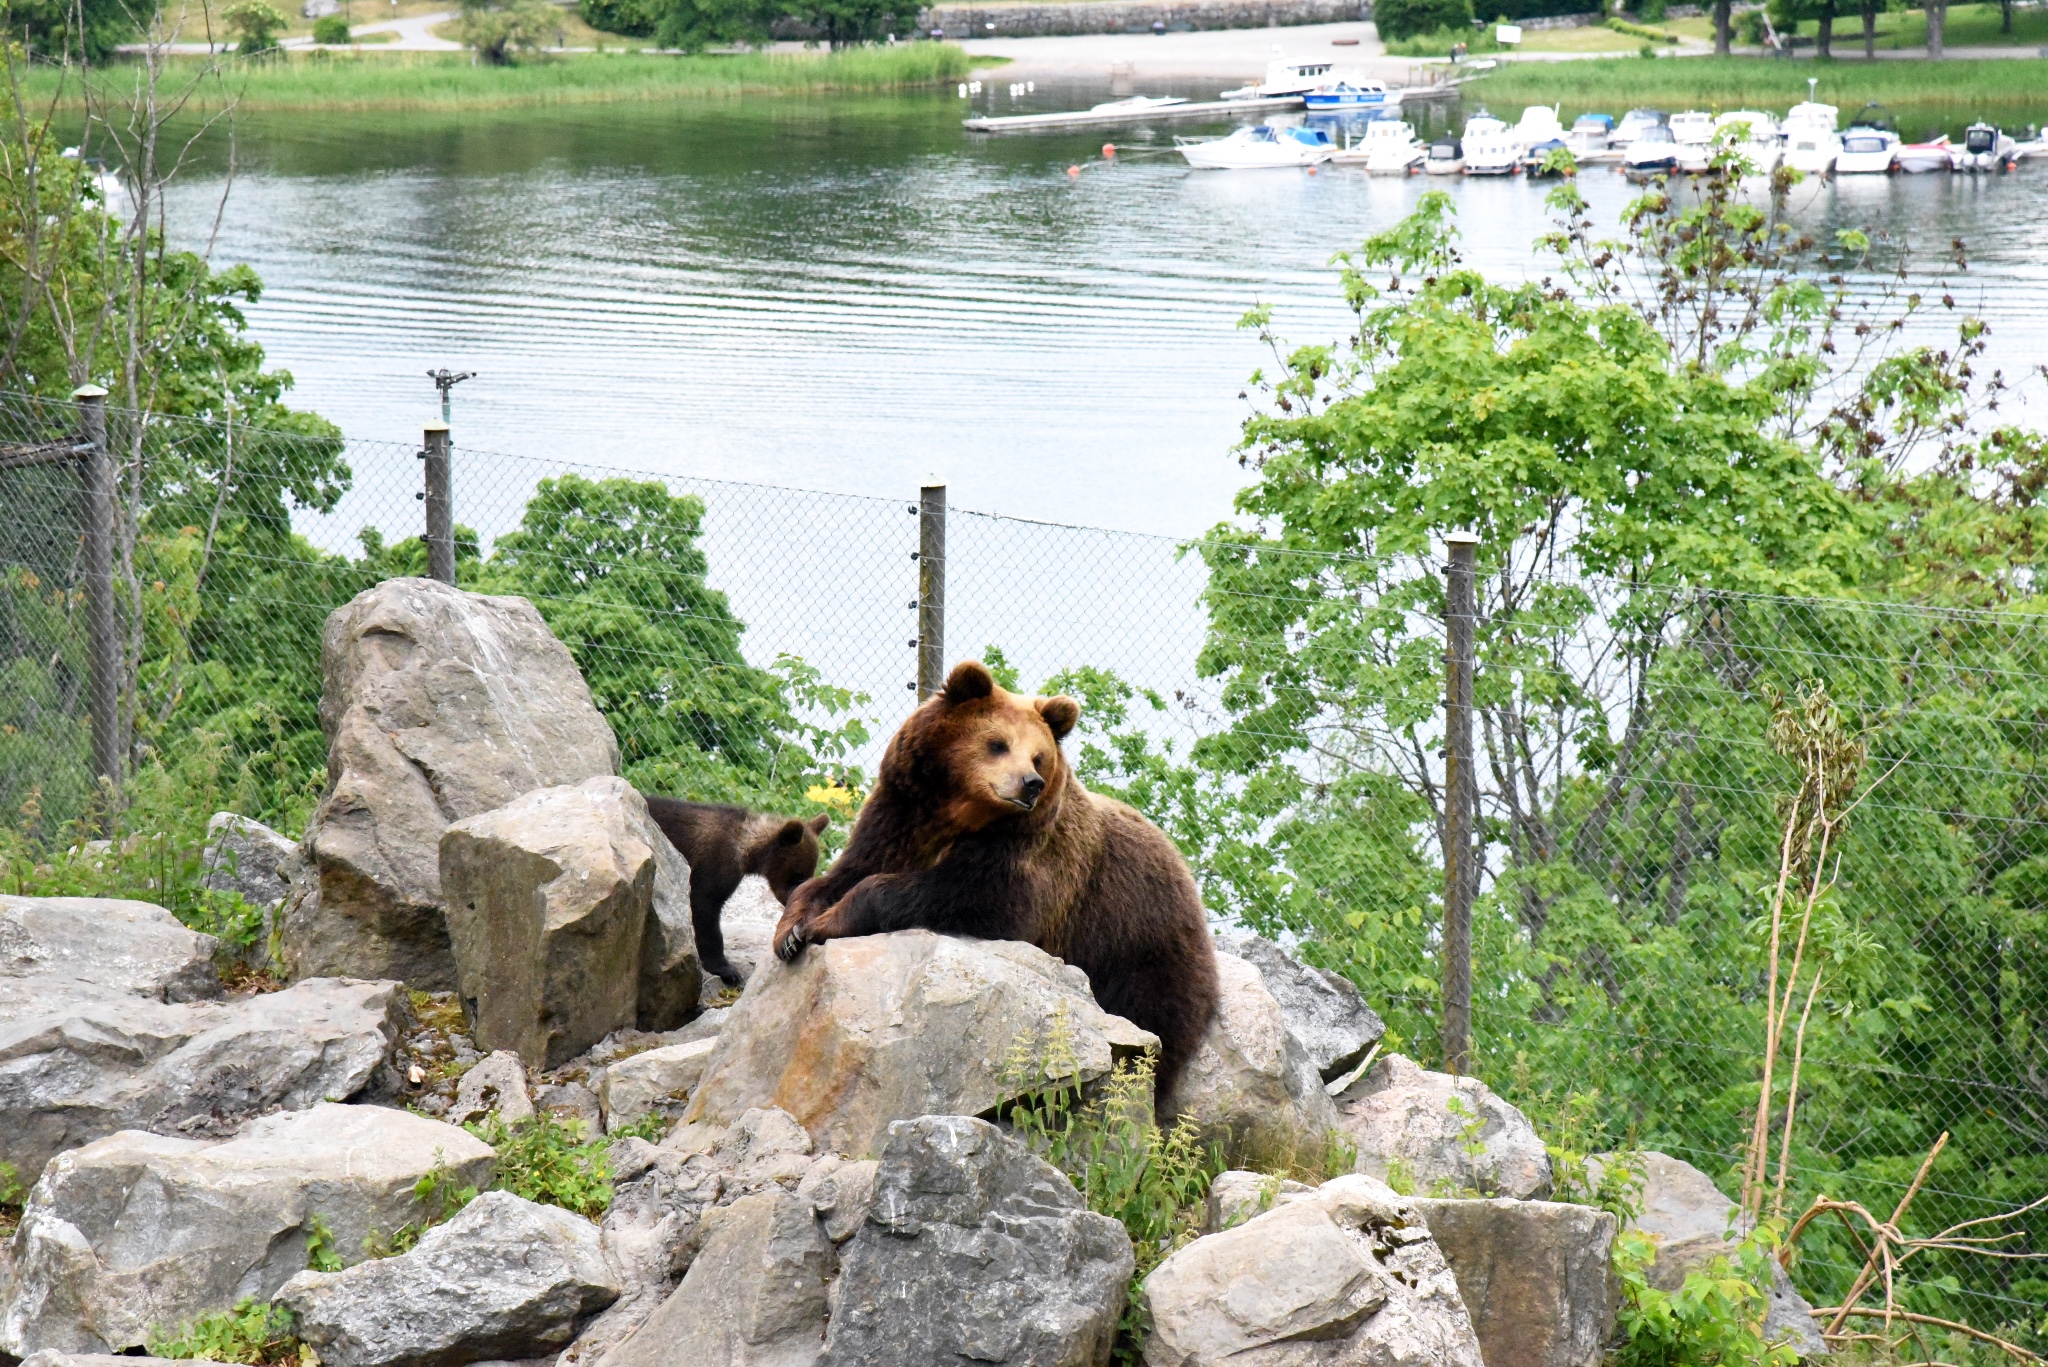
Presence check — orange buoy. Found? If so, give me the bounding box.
[1306,165,1318,175]
[1067,165,1081,176]
[1102,143,1116,157]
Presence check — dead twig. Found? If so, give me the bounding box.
[1809,1307,2045,1364]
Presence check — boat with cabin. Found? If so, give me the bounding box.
[1224,60,1368,101]
[1423,135,1465,174]
[1669,110,1715,173]
[1621,123,1679,173]
[1836,108,1900,174]
[1613,108,1667,147]
[1303,79,1398,111]
[1783,101,1840,174]
[1177,123,1335,168]
[1462,109,1518,175]
[1955,121,2016,171]
[1567,113,1614,154]
[1712,110,1782,174]
[1360,119,1425,172]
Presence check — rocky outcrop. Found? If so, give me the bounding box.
[1604,1152,1827,1358]
[1412,1197,1618,1367]
[277,1191,619,1367]
[1163,950,1343,1168]
[597,1190,832,1367]
[1,1103,494,1356]
[681,932,1157,1158]
[821,1115,1133,1367]
[441,778,690,1069]
[21,1354,230,1367]
[1,896,406,1179]
[1335,1054,1552,1200]
[1214,934,1384,1081]
[201,812,304,914]
[600,1039,717,1133]
[1141,1173,1484,1367]
[292,578,621,989]
[451,1051,535,1128]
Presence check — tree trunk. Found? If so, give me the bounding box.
[1862,0,1876,55]
[1926,0,1945,56]
[2001,0,2012,32]
[1817,10,1832,55]
[1714,0,1732,53]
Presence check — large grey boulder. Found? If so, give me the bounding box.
[1163,950,1343,1170]
[441,777,688,1069]
[292,578,621,989]
[1,894,406,1178]
[1411,1197,1617,1367]
[600,1039,717,1133]
[1601,1152,1827,1359]
[452,1050,536,1128]
[596,1190,832,1367]
[0,1103,494,1356]
[22,1355,230,1367]
[681,932,1157,1159]
[1334,1054,1552,1200]
[201,812,304,913]
[1214,934,1384,1081]
[822,1115,1133,1367]
[1140,1174,1484,1367]
[277,1190,619,1367]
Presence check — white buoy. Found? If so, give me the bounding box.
[958,83,968,97]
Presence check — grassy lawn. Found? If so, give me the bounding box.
[1464,53,2048,118]
[1389,20,1673,56]
[1636,3,2048,47]
[23,43,977,111]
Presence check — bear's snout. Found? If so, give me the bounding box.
[1019,774,1047,806]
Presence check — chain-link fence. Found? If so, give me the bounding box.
[2,388,2043,1341]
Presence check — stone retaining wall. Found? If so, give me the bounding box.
[920,0,1368,38]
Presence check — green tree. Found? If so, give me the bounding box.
[1372,0,1474,41]
[312,14,353,43]
[579,0,659,36]
[458,0,559,63]
[3,0,135,60]
[1768,0,1843,55]
[222,0,291,54]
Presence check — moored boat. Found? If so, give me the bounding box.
[1670,110,1715,173]
[1462,109,1517,175]
[1955,121,2016,171]
[1837,124,1900,174]
[1568,112,1614,154]
[1177,123,1335,168]
[1712,110,1782,174]
[1621,123,1679,173]
[1896,136,1951,173]
[1783,101,1840,174]
[1423,136,1465,174]
[1303,79,1398,111]
[1613,108,1667,147]
[1224,59,1367,100]
[1361,118,1426,173]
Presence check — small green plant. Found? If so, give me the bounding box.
[1542,1090,1647,1224]
[466,1111,613,1219]
[1383,1157,1416,1195]
[607,1111,674,1144]
[361,1152,481,1258]
[311,13,351,41]
[1445,1093,1489,1160]
[1612,1226,1803,1367]
[303,1213,345,1272]
[147,1300,303,1365]
[0,1159,25,1237]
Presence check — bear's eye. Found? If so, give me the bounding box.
[1033,754,1047,772]
[987,739,1009,757]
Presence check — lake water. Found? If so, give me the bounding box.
[167,85,2048,540]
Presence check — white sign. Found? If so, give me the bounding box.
[1495,23,1523,43]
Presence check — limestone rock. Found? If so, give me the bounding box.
[633,826,699,1034]
[1335,1054,1552,1200]
[681,932,1157,1159]
[294,578,621,988]
[201,814,304,914]
[1162,951,1343,1168]
[1411,1197,1618,1367]
[1214,934,1384,1081]
[596,1190,831,1367]
[1141,1174,1484,1367]
[600,1040,717,1133]
[0,1103,494,1356]
[1201,1170,1312,1235]
[1,972,407,1181]
[795,1156,877,1244]
[0,894,218,1004]
[1602,1152,1827,1359]
[442,778,673,1069]
[822,1115,1133,1367]
[23,1354,230,1367]
[277,1191,619,1367]
[453,1051,535,1128]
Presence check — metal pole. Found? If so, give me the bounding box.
[916,483,947,699]
[74,385,122,804]
[422,421,455,585]
[1441,531,1479,1075]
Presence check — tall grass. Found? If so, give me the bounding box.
[1465,55,2048,118]
[25,44,977,112]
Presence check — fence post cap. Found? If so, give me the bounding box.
[1443,529,1480,546]
[70,384,108,400]
[423,421,450,433]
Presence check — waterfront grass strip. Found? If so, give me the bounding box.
[1464,56,2048,119]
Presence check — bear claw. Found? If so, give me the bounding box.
[776,927,809,962]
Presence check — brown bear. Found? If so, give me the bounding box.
[643,796,830,985]
[772,660,1219,1098]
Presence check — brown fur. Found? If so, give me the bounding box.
[773,661,1219,1098]
[643,796,829,985]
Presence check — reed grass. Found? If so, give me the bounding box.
[1464,55,2048,119]
[24,43,978,112]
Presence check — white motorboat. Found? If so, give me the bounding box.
[1712,110,1782,174]
[1621,123,1679,173]
[1360,119,1425,173]
[1088,95,1191,113]
[1896,136,1951,173]
[1423,135,1465,174]
[1954,121,2016,171]
[1177,123,1335,169]
[1613,108,1667,147]
[1223,59,1367,100]
[1462,109,1517,175]
[1669,110,1715,172]
[1303,79,1398,111]
[1568,113,1614,154]
[1836,125,1900,174]
[1783,101,1840,174]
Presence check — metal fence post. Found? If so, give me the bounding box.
[74,384,122,802]
[917,482,947,699]
[422,421,454,585]
[1441,531,1480,1075]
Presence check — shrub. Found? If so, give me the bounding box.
[360,1154,481,1257]
[311,13,350,42]
[579,0,658,34]
[1374,0,1475,42]
[0,1160,23,1239]
[1611,1226,1804,1367]
[466,1111,614,1219]
[148,1300,303,1365]
[222,0,289,52]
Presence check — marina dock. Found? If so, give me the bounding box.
[962,84,1462,134]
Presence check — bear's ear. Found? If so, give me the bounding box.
[806,812,830,835]
[1036,695,1080,740]
[942,661,995,705]
[774,818,807,846]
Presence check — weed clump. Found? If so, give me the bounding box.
[148,1300,306,1365]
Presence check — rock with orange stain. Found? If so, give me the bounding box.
[679,930,1157,1158]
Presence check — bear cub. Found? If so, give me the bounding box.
[643,797,829,985]
[773,660,1220,1099]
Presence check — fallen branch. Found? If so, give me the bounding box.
[1809,1307,2045,1364]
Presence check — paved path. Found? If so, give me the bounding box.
[343,10,463,49]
